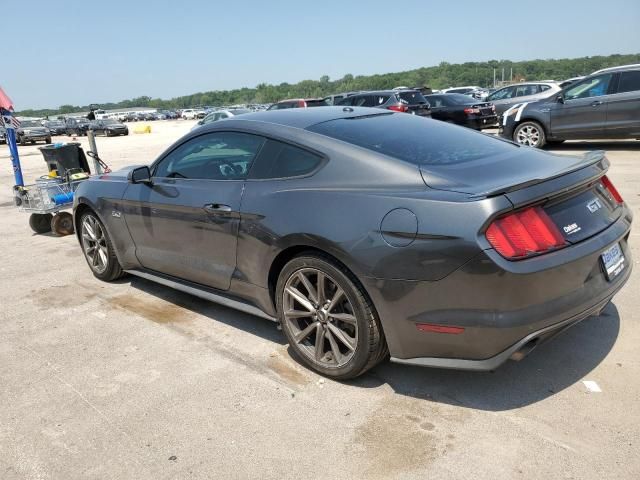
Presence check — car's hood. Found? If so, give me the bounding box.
[92,165,143,182]
[420,149,606,198]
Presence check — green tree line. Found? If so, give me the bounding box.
[16,53,640,118]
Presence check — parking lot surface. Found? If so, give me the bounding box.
[1,121,638,479]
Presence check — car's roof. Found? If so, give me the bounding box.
[198,106,391,130]
[274,98,325,103]
[349,90,405,96]
[591,63,640,75]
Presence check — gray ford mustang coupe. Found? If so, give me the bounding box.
[73,107,632,379]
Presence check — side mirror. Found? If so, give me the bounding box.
[556,94,565,104]
[129,166,152,185]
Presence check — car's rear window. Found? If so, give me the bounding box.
[306,99,330,107]
[444,94,476,105]
[307,113,517,165]
[398,91,428,104]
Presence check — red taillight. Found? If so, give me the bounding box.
[601,175,623,204]
[388,104,409,113]
[464,107,480,115]
[486,206,566,259]
[298,100,307,108]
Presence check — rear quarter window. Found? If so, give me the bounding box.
[617,71,640,93]
[307,113,517,166]
[249,139,324,179]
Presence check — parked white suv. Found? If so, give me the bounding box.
[181,109,198,119]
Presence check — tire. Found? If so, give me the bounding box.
[79,211,125,281]
[45,137,52,144]
[276,253,388,380]
[513,121,546,148]
[18,135,26,146]
[29,213,53,234]
[51,212,74,236]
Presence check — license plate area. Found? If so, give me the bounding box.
[601,242,625,281]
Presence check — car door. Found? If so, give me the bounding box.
[487,86,517,115]
[122,131,265,290]
[603,70,640,137]
[550,73,614,138]
[426,96,448,121]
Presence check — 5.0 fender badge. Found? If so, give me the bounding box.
[111,210,122,218]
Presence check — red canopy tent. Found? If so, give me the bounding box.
[0,86,14,111]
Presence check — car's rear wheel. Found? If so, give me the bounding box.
[80,211,124,281]
[514,121,546,148]
[276,254,387,380]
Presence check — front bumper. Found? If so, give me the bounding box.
[21,133,49,141]
[362,210,632,369]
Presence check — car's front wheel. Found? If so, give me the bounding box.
[513,121,546,148]
[276,254,387,380]
[79,211,125,281]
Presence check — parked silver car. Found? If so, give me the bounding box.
[486,82,561,115]
[191,108,251,130]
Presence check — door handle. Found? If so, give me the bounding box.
[591,100,603,107]
[203,203,233,213]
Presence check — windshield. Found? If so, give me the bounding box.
[398,91,428,104]
[229,109,250,115]
[307,113,517,166]
[21,120,40,128]
[102,119,120,125]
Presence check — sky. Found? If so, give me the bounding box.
[3,0,639,110]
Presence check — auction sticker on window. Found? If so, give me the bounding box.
[601,243,625,281]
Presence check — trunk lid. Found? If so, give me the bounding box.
[542,179,621,244]
[422,149,621,244]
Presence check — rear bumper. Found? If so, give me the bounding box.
[363,209,632,368]
[390,282,621,371]
[467,115,498,129]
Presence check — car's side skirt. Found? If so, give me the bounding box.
[125,269,277,322]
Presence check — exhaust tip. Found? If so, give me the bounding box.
[510,338,539,362]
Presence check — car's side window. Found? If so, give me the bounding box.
[337,96,355,106]
[539,84,551,92]
[429,97,445,107]
[617,71,640,93]
[514,85,538,97]
[564,74,613,100]
[154,132,265,181]
[353,96,374,107]
[249,139,324,180]
[489,86,515,100]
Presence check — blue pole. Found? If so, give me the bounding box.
[1,109,24,186]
